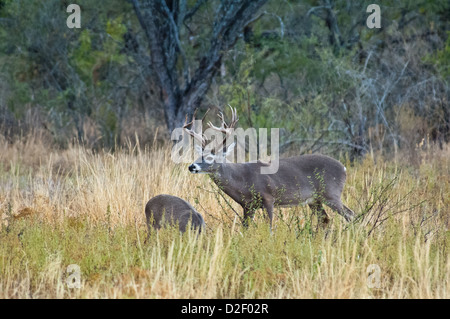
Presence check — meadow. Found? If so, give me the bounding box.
[0,134,448,298]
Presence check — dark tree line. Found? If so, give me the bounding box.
[0,0,448,159]
[131,0,267,131]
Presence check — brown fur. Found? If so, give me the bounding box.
[191,154,354,228]
[145,194,205,234]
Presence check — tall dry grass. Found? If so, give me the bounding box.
[0,134,448,298]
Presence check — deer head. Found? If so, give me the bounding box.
[184,106,238,174]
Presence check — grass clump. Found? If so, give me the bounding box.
[0,138,448,298]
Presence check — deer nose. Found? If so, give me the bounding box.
[188,164,198,173]
[189,163,201,173]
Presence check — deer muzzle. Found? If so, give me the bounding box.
[188,163,201,173]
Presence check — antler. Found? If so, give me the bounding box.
[207,105,239,152]
[183,106,238,154]
[183,108,209,148]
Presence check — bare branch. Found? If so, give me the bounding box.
[184,0,209,22]
[133,0,267,131]
[160,0,190,85]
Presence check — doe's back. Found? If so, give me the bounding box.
[145,194,205,233]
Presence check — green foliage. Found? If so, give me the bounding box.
[430,31,450,79]
[0,0,133,146]
[71,17,127,86]
[1,204,447,298]
[218,47,257,127]
[0,0,448,151]
[0,138,448,298]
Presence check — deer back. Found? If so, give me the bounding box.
[212,154,347,207]
[145,194,205,232]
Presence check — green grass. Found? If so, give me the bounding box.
[0,137,449,298]
[1,214,448,298]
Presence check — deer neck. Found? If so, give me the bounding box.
[209,163,241,190]
[209,163,225,184]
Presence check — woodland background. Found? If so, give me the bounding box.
[0,0,448,161]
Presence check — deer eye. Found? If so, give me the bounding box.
[204,155,215,164]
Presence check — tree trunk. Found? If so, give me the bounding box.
[132,0,268,132]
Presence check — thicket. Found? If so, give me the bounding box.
[0,0,448,160]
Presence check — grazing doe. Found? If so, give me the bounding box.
[145,194,205,235]
[184,107,355,229]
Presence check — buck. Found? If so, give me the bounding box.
[145,194,205,234]
[184,107,355,229]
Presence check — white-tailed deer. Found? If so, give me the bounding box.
[184,107,355,229]
[145,194,205,234]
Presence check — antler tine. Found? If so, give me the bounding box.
[207,105,240,153]
[215,111,227,129]
[183,114,189,127]
[227,104,239,128]
[207,115,226,133]
[183,108,206,147]
[182,109,195,128]
[201,108,210,122]
[208,106,239,132]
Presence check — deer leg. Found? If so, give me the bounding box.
[324,199,355,222]
[145,216,154,244]
[308,202,330,227]
[262,198,275,231]
[242,208,256,227]
[342,204,355,222]
[145,230,150,244]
